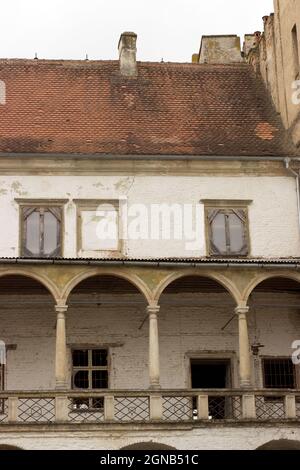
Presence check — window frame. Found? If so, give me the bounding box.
[203,201,251,257]
[0,363,4,390]
[186,351,238,389]
[74,199,123,257]
[17,199,67,258]
[261,357,298,390]
[0,364,4,414]
[71,348,109,391]
[292,24,300,80]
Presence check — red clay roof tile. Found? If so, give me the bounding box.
[0,59,296,157]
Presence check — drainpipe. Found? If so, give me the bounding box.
[285,157,300,233]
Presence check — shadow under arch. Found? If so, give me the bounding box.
[243,272,300,305]
[0,271,59,303]
[120,442,176,451]
[153,271,240,305]
[256,439,300,450]
[63,270,152,305]
[0,444,24,450]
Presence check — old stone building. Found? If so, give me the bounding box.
[0,0,300,450]
[244,0,300,146]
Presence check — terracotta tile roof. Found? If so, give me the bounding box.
[0,59,296,156]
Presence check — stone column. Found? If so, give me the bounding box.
[147,305,160,389]
[55,304,68,389]
[235,306,252,388]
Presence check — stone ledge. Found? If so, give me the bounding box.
[0,420,299,433]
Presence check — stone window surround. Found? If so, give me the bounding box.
[66,343,119,390]
[259,355,300,389]
[201,199,252,258]
[15,198,126,258]
[74,198,125,258]
[15,198,68,258]
[71,347,109,391]
[184,351,238,389]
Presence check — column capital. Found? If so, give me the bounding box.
[55,304,68,315]
[235,306,249,316]
[147,305,160,316]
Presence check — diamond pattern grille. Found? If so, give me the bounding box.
[209,397,225,420]
[114,397,149,422]
[162,396,193,421]
[296,397,300,419]
[18,398,55,423]
[255,396,285,420]
[230,396,242,420]
[0,393,297,425]
[0,399,8,423]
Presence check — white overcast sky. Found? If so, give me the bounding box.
[1,0,274,62]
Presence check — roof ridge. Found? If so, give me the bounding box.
[0,58,251,68]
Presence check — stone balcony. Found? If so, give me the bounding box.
[0,389,299,427]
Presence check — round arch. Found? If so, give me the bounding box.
[120,442,176,451]
[0,269,60,303]
[61,268,153,305]
[242,272,300,304]
[153,270,241,305]
[0,444,24,450]
[256,439,300,450]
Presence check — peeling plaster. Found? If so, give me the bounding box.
[114,176,135,193]
[11,181,28,196]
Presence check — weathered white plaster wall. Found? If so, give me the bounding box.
[1,292,299,391]
[0,425,300,450]
[0,175,298,258]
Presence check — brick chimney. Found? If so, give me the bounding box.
[118,32,137,77]
[198,35,243,64]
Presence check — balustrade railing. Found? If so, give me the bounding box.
[0,390,299,424]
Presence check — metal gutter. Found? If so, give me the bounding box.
[1,258,300,269]
[285,157,300,233]
[0,153,299,162]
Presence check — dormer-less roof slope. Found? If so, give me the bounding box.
[0,59,296,157]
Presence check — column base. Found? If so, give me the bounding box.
[240,379,252,389]
[149,383,161,390]
[55,381,68,390]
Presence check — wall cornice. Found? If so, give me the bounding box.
[0,156,291,177]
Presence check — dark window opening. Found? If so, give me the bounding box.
[262,358,296,389]
[191,359,231,420]
[71,349,108,411]
[22,206,62,258]
[292,24,300,79]
[207,208,248,256]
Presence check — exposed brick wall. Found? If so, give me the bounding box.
[1,292,299,390]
